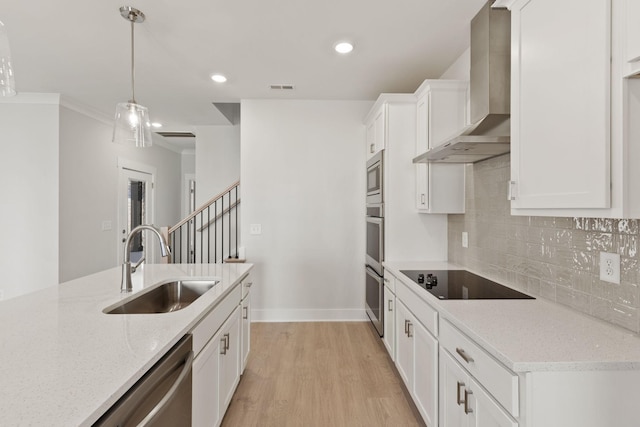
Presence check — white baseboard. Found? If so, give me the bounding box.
[252,308,368,322]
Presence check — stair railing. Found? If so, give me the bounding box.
[168,180,240,263]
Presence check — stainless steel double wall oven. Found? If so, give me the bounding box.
[365,151,384,336]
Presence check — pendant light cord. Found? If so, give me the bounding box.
[130,17,136,104]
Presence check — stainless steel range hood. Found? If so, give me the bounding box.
[414,1,511,164]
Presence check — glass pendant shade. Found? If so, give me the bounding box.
[113,101,153,147]
[112,7,151,148]
[0,20,16,97]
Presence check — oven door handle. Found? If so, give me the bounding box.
[138,350,194,427]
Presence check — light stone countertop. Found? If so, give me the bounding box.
[384,261,640,372]
[0,262,252,427]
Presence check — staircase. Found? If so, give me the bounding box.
[168,180,242,264]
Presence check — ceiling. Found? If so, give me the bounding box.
[1,0,487,147]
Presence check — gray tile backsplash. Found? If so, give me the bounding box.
[448,154,640,334]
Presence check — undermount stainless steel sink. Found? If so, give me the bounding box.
[104,280,219,314]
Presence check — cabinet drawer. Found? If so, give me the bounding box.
[440,319,519,417]
[383,272,396,294]
[395,278,438,336]
[241,275,253,299]
[192,284,242,357]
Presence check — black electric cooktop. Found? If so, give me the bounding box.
[399,270,534,300]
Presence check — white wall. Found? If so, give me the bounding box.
[195,125,240,206]
[241,99,371,321]
[59,105,182,282]
[440,47,470,80]
[0,94,59,300]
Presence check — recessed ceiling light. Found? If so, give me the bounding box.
[334,42,354,54]
[151,122,163,128]
[211,74,227,83]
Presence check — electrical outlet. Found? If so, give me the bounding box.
[462,232,469,248]
[599,252,620,284]
[250,224,262,235]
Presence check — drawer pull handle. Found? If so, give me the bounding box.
[388,300,393,312]
[456,347,474,364]
[456,381,465,405]
[407,322,413,338]
[243,306,249,319]
[404,319,410,335]
[225,333,230,351]
[464,389,473,414]
[220,336,227,355]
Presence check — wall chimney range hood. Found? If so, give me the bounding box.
[414,2,511,164]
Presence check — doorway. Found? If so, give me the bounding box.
[118,159,156,264]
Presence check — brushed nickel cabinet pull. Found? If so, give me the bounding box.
[243,306,248,319]
[388,300,393,312]
[464,389,473,414]
[220,337,227,355]
[456,347,474,364]
[456,381,466,406]
[404,319,410,335]
[224,333,230,351]
[407,322,413,338]
[508,180,517,201]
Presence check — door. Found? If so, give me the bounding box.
[118,165,155,264]
[413,320,438,427]
[395,299,413,389]
[510,0,611,209]
[440,349,469,427]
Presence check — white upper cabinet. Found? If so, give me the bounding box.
[509,0,640,218]
[414,80,468,213]
[365,103,387,161]
[510,0,611,212]
[624,0,640,76]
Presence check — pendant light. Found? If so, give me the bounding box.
[112,6,152,147]
[0,20,16,97]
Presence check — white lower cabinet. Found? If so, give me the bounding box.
[382,280,395,360]
[395,299,438,426]
[193,305,241,427]
[218,307,241,414]
[241,291,251,371]
[191,276,251,427]
[440,349,517,427]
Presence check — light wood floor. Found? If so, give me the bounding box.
[221,322,425,427]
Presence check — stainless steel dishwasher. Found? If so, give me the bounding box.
[93,335,193,427]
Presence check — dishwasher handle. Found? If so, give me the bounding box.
[137,350,194,427]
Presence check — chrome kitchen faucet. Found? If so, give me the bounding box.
[121,225,171,292]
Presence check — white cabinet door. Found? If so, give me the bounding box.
[366,104,386,160]
[414,80,467,213]
[241,292,251,372]
[395,300,413,388]
[469,378,518,427]
[382,285,395,361]
[412,318,438,427]
[626,0,640,70]
[440,349,518,427]
[219,306,241,417]
[396,299,438,426]
[510,0,611,210]
[193,326,223,427]
[440,348,470,427]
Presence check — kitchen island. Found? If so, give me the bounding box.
[0,262,252,426]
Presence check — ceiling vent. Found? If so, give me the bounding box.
[155,131,196,138]
[270,84,295,90]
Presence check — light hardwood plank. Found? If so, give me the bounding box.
[221,322,426,427]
